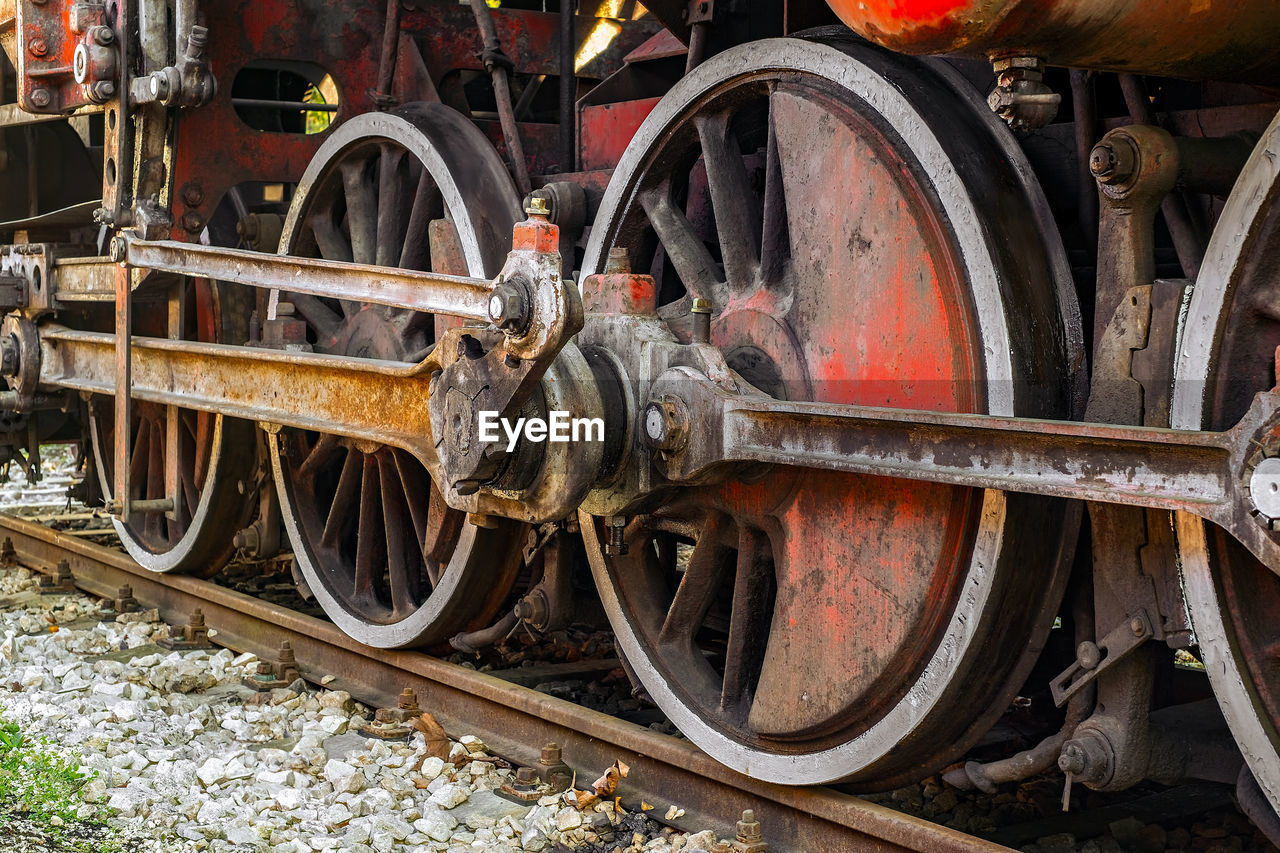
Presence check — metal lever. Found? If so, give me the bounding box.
[1049,610,1153,707]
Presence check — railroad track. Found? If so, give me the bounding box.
[0,511,1008,853]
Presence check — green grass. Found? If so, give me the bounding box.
[0,715,121,852]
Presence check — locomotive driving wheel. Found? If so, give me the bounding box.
[1173,114,1280,812]
[580,37,1084,786]
[269,105,527,648]
[90,277,256,575]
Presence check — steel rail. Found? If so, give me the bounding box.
[0,512,1009,853]
[123,239,494,321]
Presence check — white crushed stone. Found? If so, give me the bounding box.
[0,560,724,852]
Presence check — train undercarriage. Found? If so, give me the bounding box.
[3,0,1280,837]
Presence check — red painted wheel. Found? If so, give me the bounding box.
[579,38,1083,786]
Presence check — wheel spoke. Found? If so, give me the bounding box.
[379,454,418,616]
[353,454,383,601]
[659,512,732,647]
[308,211,353,263]
[127,417,150,499]
[695,112,761,290]
[340,157,378,265]
[400,169,441,270]
[721,526,773,714]
[376,144,408,267]
[298,433,343,481]
[759,93,791,283]
[145,417,165,541]
[320,448,360,550]
[289,293,342,345]
[640,188,725,303]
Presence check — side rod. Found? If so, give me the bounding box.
[121,238,494,321]
[652,368,1280,569]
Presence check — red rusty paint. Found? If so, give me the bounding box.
[701,86,981,739]
[579,98,660,173]
[511,214,558,254]
[827,0,1280,82]
[168,0,383,242]
[581,270,658,315]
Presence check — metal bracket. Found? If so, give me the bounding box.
[1050,610,1154,707]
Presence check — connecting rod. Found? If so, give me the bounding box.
[648,367,1280,572]
[119,237,494,321]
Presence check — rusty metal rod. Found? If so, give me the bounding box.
[559,0,575,172]
[721,401,1234,510]
[468,0,531,196]
[374,0,402,105]
[0,514,1008,853]
[124,238,492,321]
[38,326,440,465]
[1118,74,1205,279]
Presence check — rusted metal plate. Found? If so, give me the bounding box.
[0,513,1011,853]
[579,97,660,171]
[168,0,384,241]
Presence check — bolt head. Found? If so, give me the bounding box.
[1250,456,1280,519]
[1089,136,1137,185]
[1058,743,1085,775]
[28,38,47,57]
[30,89,51,108]
[525,196,550,217]
[487,280,529,333]
[1076,640,1101,670]
[643,397,689,452]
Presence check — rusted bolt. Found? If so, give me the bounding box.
[525,196,550,218]
[691,297,713,344]
[604,246,631,275]
[1089,138,1137,185]
[182,211,204,234]
[397,687,417,710]
[515,766,536,784]
[182,183,204,207]
[91,25,115,46]
[27,38,47,57]
[30,89,51,108]
[1057,730,1113,786]
[1058,741,1086,775]
[734,808,768,852]
[488,278,530,333]
[90,80,116,101]
[604,516,628,556]
[643,396,689,453]
[1076,640,1101,670]
[1130,616,1146,637]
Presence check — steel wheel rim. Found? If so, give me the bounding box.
[1172,112,1280,811]
[580,38,1081,785]
[91,277,254,574]
[270,105,526,648]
